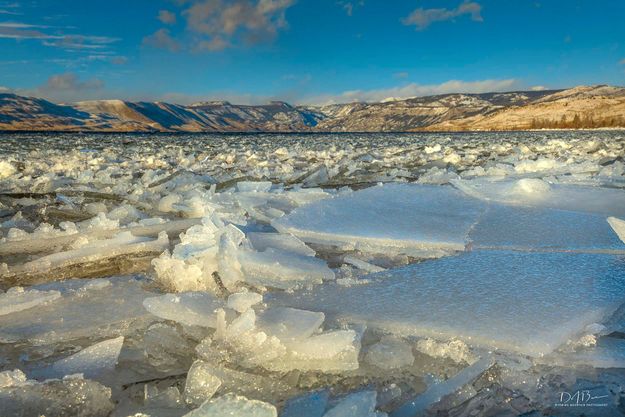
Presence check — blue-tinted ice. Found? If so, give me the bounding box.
[272,183,486,254]
[469,205,625,252]
[268,250,625,357]
[274,182,625,254]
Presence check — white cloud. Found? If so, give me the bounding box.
[13,73,106,102]
[143,29,181,52]
[302,79,519,105]
[402,1,483,30]
[146,0,296,53]
[530,85,547,91]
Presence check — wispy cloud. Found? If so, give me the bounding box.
[337,1,364,16]
[302,78,518,105]
[620,58,625,65]
[0,17,120,52]
[42,34,120,50]
[158,10,177,25]
[145,0,296,53]
[402,1,483,30]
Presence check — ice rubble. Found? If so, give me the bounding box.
[390,356,493,417]
[183,393,277,417]
[0,371,114,417]
[1,132,625,416]
[268,250,625,357]
[151,214,333,293]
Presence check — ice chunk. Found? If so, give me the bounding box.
[238,248,334,290]
[538,337,625,369]
[363,337,414,370]
[237,181,273,193]
[184,393,277,417]
[390,356,493,417]
[184,360,222,407]
[324,391,381,417]
[143,292,224,328]
[0,375,114,417]
[248,232,316,256]
[271,329,361,372]
[0,286,61,316]
[414,338,475,364]
[272,184,485,254]
[0,276,157,345]
[608,217,625,244]
[469,205,625,252]
[268,251,625,357]
[452,178,625,218]
[343,255,385,273]
[282,390,329,417]
[0,369,27,388]
[227,291,263,313]
[256,307,324,342]
[45,336,124,379]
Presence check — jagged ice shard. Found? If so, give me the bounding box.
[268,250,625,357]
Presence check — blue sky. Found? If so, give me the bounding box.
[0,0,624,104]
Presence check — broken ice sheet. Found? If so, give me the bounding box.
[238,247,335,290]
[272,183,486,255]
[537,336,625,369]
[469,204,625,252]
[0,286,61,316]
[0,276,157,345]
[452,178,625,218]
[268,250,625,357]
[2,231,169,286]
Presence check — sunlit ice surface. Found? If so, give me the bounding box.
[1,131,625,417]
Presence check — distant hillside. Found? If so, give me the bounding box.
[1,85,624,132]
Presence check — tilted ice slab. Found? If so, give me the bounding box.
[452,178,625,218]
[143,292,225,328]
[34,336,125,380]
[272,183,486,255]
[469,205,625,252]
[268,251,625,357]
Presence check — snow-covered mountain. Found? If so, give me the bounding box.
[1,85,623,132]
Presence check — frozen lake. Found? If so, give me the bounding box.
[1,130,625,416]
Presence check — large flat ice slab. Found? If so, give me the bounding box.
[268,251,625,357]
[272,184,486,254]
[452,178,625,218]
[469,205,625,252]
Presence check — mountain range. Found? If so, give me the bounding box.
[1,85,624,132]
